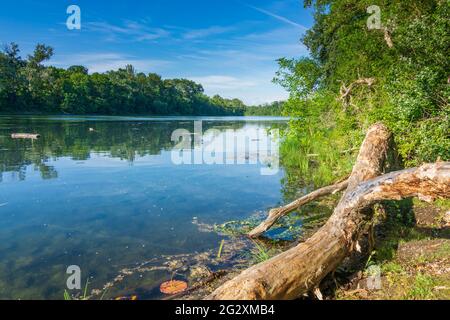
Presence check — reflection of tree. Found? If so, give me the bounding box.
[36,163,57,180]
[0,118,247,180]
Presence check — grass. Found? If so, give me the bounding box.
[381,262,405,275]
[336,198,450,300]
[249,241,278,264]
[406,274,436,300]
[63,289,71,301]
[217,240,225,259]
[280,126,357,193]
[63,278,90,300]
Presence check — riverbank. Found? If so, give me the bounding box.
[175,128,449,300]
[335,200,450,300]
[180,199,449,300]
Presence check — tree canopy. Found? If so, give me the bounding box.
[0,43,247,116]
[277,0,449,168]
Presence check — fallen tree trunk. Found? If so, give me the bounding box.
[207,162,449,300]
[249,121,389,239]
[207,123,449,300]
[248,179,349,238]
[207,123,391,299]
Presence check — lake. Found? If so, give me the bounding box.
[0,115,290,299]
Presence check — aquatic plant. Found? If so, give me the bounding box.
[249,241,279,264]
[217,240,225,259]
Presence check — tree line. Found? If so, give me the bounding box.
[0,43,253,116]
[244,101,284,116]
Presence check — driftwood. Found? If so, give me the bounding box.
[339,78,375,107]
[11,133,40,139]
[248,179,349,238]
[383,27,394,48]
[207,123,449,300]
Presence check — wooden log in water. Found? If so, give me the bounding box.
[248,178,349,238]
[11,133,40,139]
[207,123,449,300]
[207,123,391,299]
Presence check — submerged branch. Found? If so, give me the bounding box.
[248,179,349,238]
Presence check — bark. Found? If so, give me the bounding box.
[383,27,394,48]
[11,133,40,139]
[207,162,449,300]
[339,78,375,106]
[248,179,349,238]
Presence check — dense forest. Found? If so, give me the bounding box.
[277,0,449,188]
[0,43,251,116]
[244,101,284,116]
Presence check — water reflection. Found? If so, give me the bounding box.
[0,115,288,299]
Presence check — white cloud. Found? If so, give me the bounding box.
[170,25,308,104]
[183,26,235,40]
[50,53,170,74]
[187,74,288,105]
[188,75,257,90]
[245,4,308,30]
[85,20,170,42]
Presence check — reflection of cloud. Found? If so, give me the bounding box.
[50,53,170,74]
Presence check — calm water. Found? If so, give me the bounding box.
[0,115,288,299]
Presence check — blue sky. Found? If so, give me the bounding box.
[0,0,313,104]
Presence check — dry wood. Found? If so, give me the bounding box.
[339,78,375,106]
[248,179,349,238]
[11,133,40,139]
[207,124,449,300]
[208,123,392,299]
[383,27,394,48]
[207,161,449,300]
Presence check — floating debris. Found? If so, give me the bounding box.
[189,266,211,281]
[160,280,188,295]
[192,217,214,233]
[115,295,138,301]
[11,133,40,139]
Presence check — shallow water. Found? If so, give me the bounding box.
[0,115,288,299]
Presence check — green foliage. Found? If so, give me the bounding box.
[274,58,322,98]
[0,43,246,116]
[244,101,284,116]
[63,289,71,301]
[217,239,225,259]
[407,274,436,300]
[249,241,278,264]
[278,0,449,174]
[381,262,405,275]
